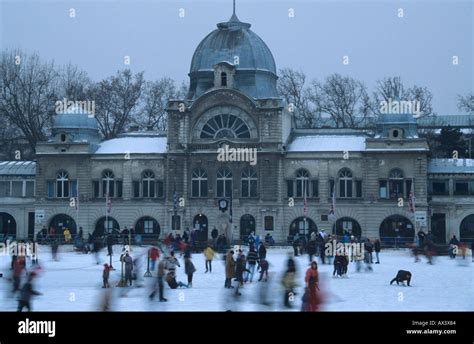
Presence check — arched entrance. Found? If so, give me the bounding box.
[193,214,208,242]
[289,217,317,240]
[94,216,120,238]
[379,215,414,246]
[0,212,16,239]
[333,217,361,237]
[135,216,160,236]
[240,214,256,240]
[460,214,474,243]
[49,214,77,236]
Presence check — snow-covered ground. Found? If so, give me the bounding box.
[1,245,473,311]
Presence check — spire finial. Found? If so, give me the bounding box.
[233,0,236,15]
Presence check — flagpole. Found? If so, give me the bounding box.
[303,180,307,240]
[76,179,79,234]
[412,177,416,231]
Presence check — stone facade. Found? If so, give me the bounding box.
[1,12,473,245]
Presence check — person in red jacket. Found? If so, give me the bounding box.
[149,247,160,271]
[102,263,110,288]
[304,261,320,312]
[12,256,26,293]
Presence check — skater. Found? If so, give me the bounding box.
[304,261,320,312]
[211,227,218,248]
[123,251,133,286]
[92,236,102,264]
[102,263,110,288]
[292,236,299,257]
[307,237,317,263]
[106,233,114,256]
[150,258,167,301]
[183,228,189,244]
[184,256,196,287]
[319,239,326,264]
[363,239,373,271]
[165,271,188,289]
[374,239,381,264]
[417,229,426,248]
[17,272,42,312]
[51,237,59,261]
[365,239,374,264]
[165,251,181,275]
[449,235,459,259]
[333,254,344,278]
[225,249,235,288]
[63,227,71,243]
[258,242,267,260]
[257,258,269,282]
[203,245,215,273]
[264,233,275,245]
[234,250,249,296]
[245,245,259,283]
[472,241,474,263]
[281,256,297,307]
[247,231,256,246]
[149,246,160,272]
[12,256,26,293]
[255,234,260,251]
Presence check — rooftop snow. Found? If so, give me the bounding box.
[94,137,167,154]
[428,159,474,174]
[287,135,366,152]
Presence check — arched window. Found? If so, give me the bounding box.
[217,168,232,197]
[200,114,250,139]
[102,170,115,197]
[389,168,404,199]
[296,169,310,198]
[338,168,353,198]
[241,167,257,197]
[221,72,227,87]
[142,171,155,198]
[192,168,208,197]
[56,170,69,198]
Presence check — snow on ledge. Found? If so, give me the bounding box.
[95,137,167,154]
[287,135,366,152]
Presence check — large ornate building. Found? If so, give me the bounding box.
[1,10,474,245]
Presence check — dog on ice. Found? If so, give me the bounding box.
[390,270,412,286]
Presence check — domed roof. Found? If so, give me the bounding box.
[379,113,417,124]
[53,105,98,131]
[190,14,276,75]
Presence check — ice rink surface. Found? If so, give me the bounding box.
[1,245,472,311]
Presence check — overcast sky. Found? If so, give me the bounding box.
[1,0,472,114]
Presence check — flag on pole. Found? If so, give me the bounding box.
[303,181,308,217]
[408,179,415,213]
[106,193,112,214]
[229,190,233,224]
[329,185,336,215]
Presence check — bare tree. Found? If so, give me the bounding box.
[176,80,189,99]
[90,69,144,139]
[458,94,474,113]
[409,85,433,117]
[308,74,369,128]
[372,77,433,117]
[0,50,59,152]
[277,68,321,128]
[137,78,176,131]
[59,63,91,100]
